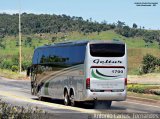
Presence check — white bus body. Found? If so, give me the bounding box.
[28,40,127,108]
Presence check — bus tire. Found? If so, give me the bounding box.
[31,86,34,95]
[64,92,70,106]
[70,94,75,106]
[38,96,44,101]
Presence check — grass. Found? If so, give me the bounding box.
[0,69,26,80]
[128,48,160,74]
[127,92,160,100]
[0,30,160,75]
[128,73,160,79]
[127,84,160,95]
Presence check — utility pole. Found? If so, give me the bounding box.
[19,0,22,73]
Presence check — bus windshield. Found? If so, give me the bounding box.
[90,43,125,57]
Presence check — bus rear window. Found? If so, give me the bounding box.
[90,43,125,57]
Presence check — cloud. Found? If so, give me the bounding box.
[0,9,37,14]
[0,10,19,14]
[0,9,52,15]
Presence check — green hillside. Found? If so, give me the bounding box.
[0,30,160,75]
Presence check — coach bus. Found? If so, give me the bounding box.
[27,40,127,108]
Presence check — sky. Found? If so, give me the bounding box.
[0,0,159,30]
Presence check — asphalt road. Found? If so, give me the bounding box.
[0,76,160,119]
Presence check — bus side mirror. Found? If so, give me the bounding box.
[27,67,31,77]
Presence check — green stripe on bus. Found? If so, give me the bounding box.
[91,69,119,80]
[44,81,50,95]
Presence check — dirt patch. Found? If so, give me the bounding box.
[128,73,160,84]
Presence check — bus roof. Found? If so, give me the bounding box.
[35,40,125,50]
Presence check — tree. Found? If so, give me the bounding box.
[0,13,114,35]
[0,37,5,49]
[122,26,130,37]
[157,36,160,49]
[0,28,5,38]
[143,31,159,44]
[133,23,137,29]
[117,21,125,28]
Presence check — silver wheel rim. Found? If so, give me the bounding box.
[64,94,68,105]
[70,95,74,106]
[31,87,34,95]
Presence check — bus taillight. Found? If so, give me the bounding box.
[86,78,90,89]
[125,78,127,85]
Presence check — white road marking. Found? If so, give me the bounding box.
[0,91,100,113]
[0,90,159,113]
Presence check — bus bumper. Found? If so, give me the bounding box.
[85,89,127,101]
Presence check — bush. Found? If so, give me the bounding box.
[0,55,31,71]
[0,59,13,69]
[127,84,160,95]
[0,99,47,119]
[22,60,31,71]
[11,65,19,72]
[128,85,145,93]
[149,89,160,96]
[140,54,159,74]
[24,37,32,47]
[154,91,160,95]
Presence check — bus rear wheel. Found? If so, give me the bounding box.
[64,92,70,106]
[31,87,34,95]
[70,94,75,106]
[38,96,45,101]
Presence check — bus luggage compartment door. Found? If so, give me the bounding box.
[90,68,125,90]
